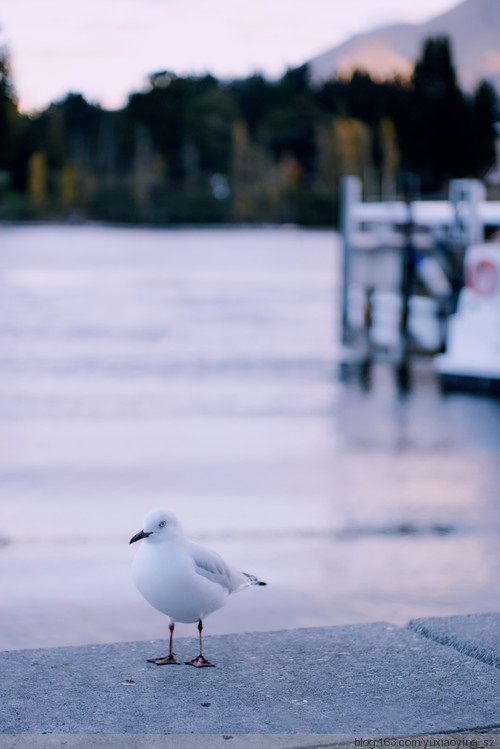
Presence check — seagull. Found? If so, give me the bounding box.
[129,508,266,667]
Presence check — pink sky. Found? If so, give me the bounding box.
[1,0,460,113]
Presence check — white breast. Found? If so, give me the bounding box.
[132,540,229,623]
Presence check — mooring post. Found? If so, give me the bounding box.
[340,175,362,345]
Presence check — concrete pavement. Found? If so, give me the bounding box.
[0,616,499,735]
[408,613,500,669]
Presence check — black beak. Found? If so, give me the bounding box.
[129,530,152,544]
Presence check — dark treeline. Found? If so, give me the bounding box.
[0,36,498,225]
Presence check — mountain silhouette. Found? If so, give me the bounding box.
[308,0,500,92]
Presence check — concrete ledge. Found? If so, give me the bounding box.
[408,613,500,670]
[1,735,500,749]
[0,736,350,749]
[1,621,500,734]
[0,735,364,749]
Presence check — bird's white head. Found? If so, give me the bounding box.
[129,508,183,545]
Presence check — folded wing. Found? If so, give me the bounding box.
[188,542,258,594]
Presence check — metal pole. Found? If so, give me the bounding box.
[340,176,362,345]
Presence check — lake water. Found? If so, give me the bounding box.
[0,224,499,651]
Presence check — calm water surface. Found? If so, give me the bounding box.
[0,224,499,650]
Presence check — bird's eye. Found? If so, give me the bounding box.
[159,521,166,528]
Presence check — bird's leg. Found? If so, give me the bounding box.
[147,622,180,665]
[184,619,215,667]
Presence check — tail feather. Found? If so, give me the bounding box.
[243,572,267,586]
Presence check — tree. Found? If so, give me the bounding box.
[0,46,22,172]
[400,36,471,190]
[469,81,499,177]
[229,75,276,136]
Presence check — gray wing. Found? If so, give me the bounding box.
[188,542,248,594]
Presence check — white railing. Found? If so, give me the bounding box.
[340,176,500,353]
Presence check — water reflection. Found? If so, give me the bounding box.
[340,356,420,396]
[0,225,498,650]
